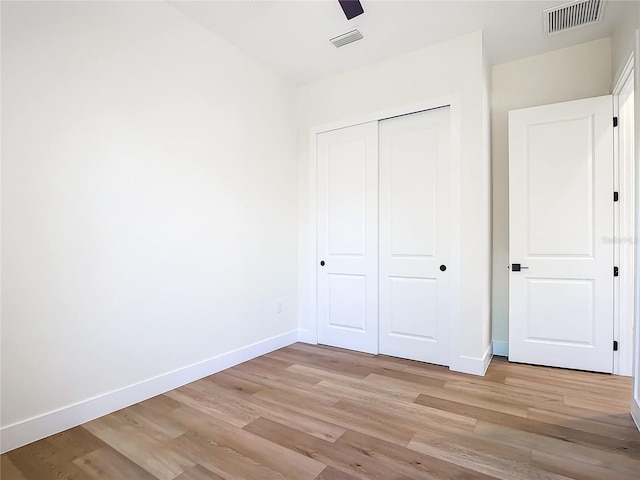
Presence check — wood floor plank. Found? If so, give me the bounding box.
[313,379,422,410]
[527,407,640,440]
[530,449,637,480]
[267,396,416,446]
[502,374,632,406]
[137,393,184,414]
[2,343,639,480]
[268,349,382,379]
[44,426,106,463]
[492,360,634,390]
[174,464,228,480]
[83,415,195,480]
[164,383,259,428]
[0,455,29,480]
[331,397,476,438]
[522,399,638,428]
[287,364,422,401]
[5,438,88,480]
[112,402,190,442]
[224,367,338,406]
[243,416,415,480]
[562,393,633,413]
[443,378,565,407]
[314,379,469,426]
[403,362,498,383]
[314,466,362,480]
[408,430,570,480]
[414,391,640,456]
[201,370,264,395]
[377,374,530,417]
[232,357,321,387]
[190,377,347,442]
[414,393,545,425]
[168,406,326,479]
[372,368,448,389]
[169,430,291,480]
[335,428,499,480]
[245,354,295,370]
[72,446,158,480]
[286,343,431,372]
[474,420,640,476]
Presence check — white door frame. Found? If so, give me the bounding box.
[632,30,640,431]
[613,53,635,376]
[304,95,463,366]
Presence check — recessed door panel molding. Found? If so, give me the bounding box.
[389,276,437,340]
[317,122,379,354]
[389,125,438,258]
[509,96,613,373]
[379,107,453,365]
[328,139,367,256]
[526,278,595,345]
[527,116,594,258]
[327,274,366,331]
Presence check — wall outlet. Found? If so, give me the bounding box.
[276,301,282,314]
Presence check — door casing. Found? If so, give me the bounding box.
[613,54,636,377]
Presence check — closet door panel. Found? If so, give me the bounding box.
[317,122,379,354]
[379,107,452,365]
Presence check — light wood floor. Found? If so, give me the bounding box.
[2,343,639,480]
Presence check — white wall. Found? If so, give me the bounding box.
[490,39,612,347]
[612,1,640,84]
[297,31,492,371]
[1,1,298,450]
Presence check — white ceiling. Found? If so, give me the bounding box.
[168,0,635,85]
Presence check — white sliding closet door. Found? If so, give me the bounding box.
[378,107,453,365]
[317,122,379,354]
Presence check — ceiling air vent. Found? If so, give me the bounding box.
[330,29,364,48]
[544,0,605,35]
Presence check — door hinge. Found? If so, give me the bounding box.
[613,340,619,351]
[614,266,619,277]
[614,191,619,202]
[613,116,618,127]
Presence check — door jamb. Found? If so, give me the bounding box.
[613,53,635,376]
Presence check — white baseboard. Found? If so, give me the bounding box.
[492,340,509,357]
[632,397,640,433]
[449,343,493,376]
[297,328,318,345]
[0,329,298,454]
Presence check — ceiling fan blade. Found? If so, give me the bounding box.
[338,0,364,20]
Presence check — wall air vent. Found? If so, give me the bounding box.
[544,0,605,35]
[330,29,364,48]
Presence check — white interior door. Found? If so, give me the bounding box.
[378,107,453,365]
[317,122,379,354]
[509,96,614,373]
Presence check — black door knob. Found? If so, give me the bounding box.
[320,260,325,266]
[439,265,446,271]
